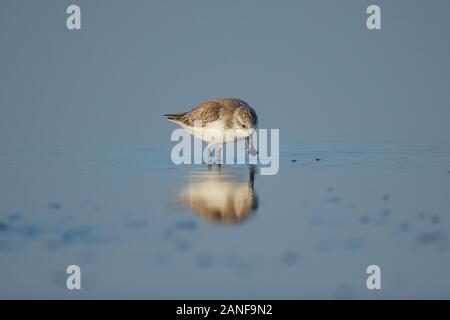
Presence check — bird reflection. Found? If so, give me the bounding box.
[175,166,258,224]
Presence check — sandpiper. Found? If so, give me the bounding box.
[164,98,258,163]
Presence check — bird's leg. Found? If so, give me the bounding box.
[245,137,249,154]
[215,143,222,165]
[207,144,212,165]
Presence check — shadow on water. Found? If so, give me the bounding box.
[173,165,258,225]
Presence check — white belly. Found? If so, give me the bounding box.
[182,120,248,144]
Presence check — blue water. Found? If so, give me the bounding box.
[1,142,449,298]
[2,0,450,300]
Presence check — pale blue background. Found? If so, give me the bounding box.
[1,0,450,148]
[1,0,450,299]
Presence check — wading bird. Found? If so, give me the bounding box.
[164,98,258,164]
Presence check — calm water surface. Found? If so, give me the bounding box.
[0,142,449,298]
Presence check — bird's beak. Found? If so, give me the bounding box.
[248,135,257,156]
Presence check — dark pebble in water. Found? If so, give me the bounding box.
[48,202,62,210]
[61,226,90,243]
[124,219,148,229]
[430,215,440,225]
[16,225,40,237]
[0,222,9,232]
[174,239,192,252]
[315,158,322,162]
[344,237,365,250]
[163,228,174,239]
[327,187,334,192]
[52,271,67,287]
[399,223,410,232]
[359,215,370,225]
[281,251,299,266]
[316,240,334,252]
[417,230,446,245]
[8,212,22,221]
[291,159,297,163]
[328,197,340,204]
[195,254,213,269]
[381,208,391,217]
[174,220,198,231]
[383,194,390,201]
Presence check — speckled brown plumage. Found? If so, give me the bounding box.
[164,98,258,128]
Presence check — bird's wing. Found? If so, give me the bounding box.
[183,101,223,127]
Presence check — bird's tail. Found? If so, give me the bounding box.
[164,112,187,123]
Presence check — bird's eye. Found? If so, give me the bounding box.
[242,124,246,128]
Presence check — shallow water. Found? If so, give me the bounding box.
[1,142,450,298]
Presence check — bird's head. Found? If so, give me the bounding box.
[233,106,258,139]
